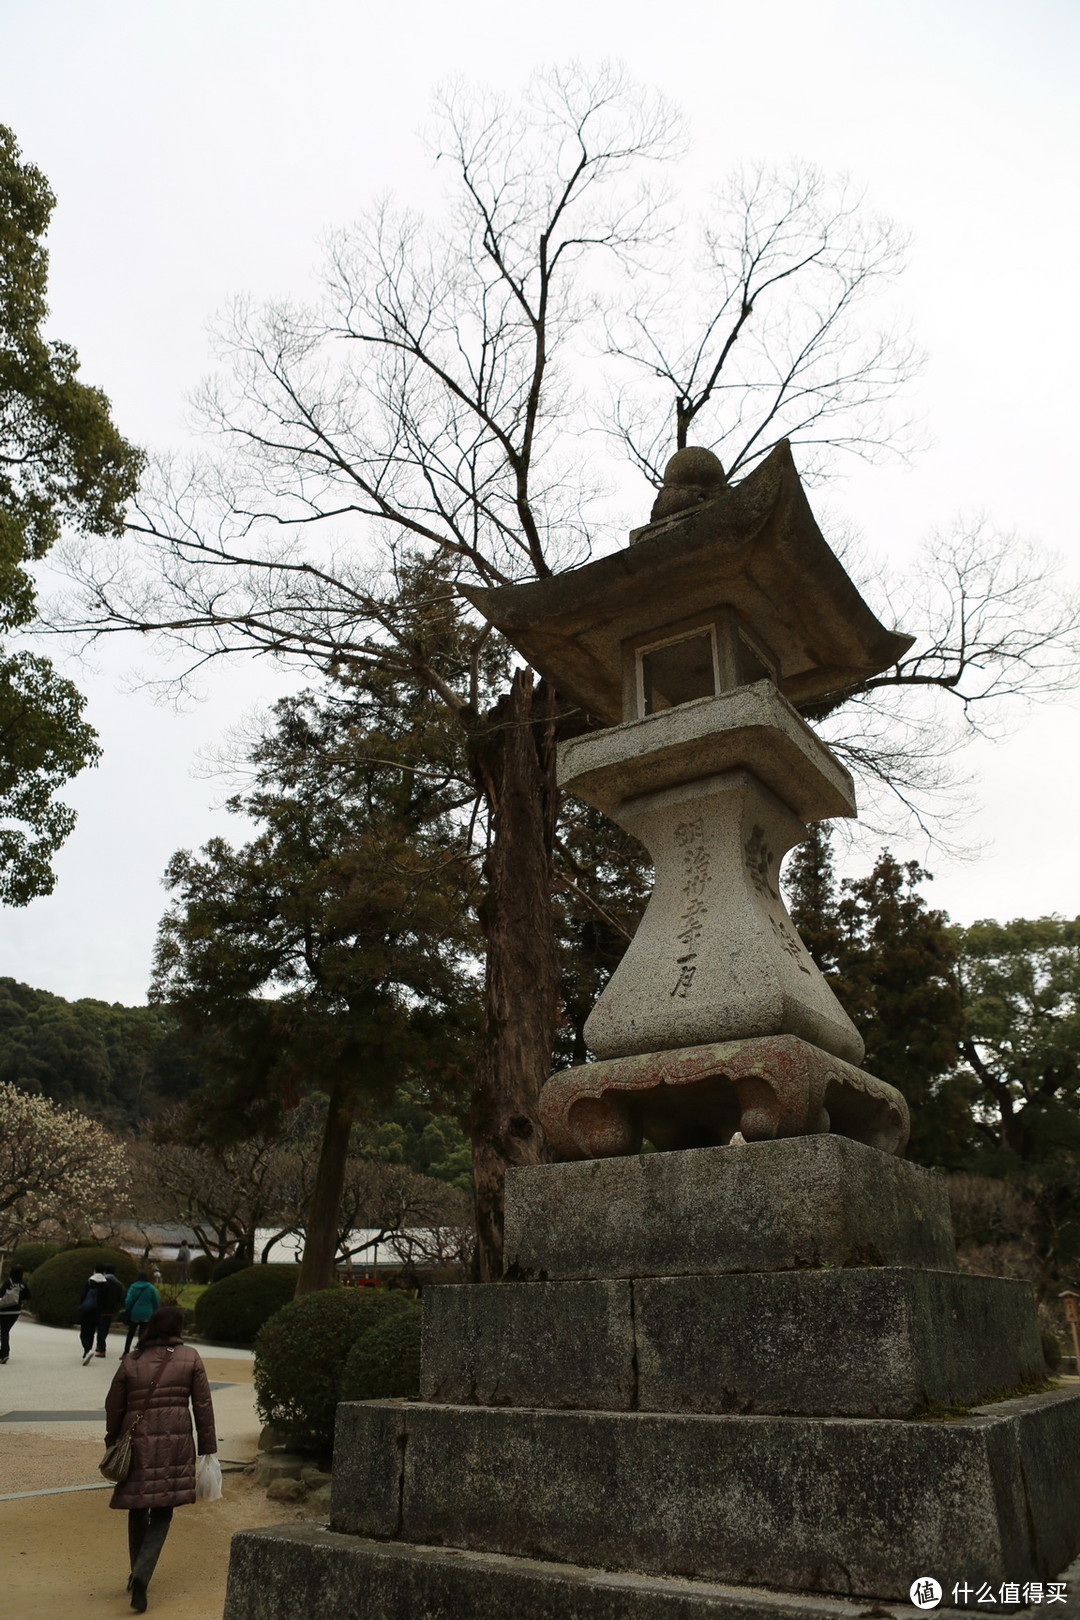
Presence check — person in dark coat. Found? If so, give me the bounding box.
[0,1265,30,1362]
[96,1267,124,1355]
[78,1267,107,1365]
[104,1305,217,1612]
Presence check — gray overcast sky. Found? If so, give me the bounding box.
[1,0,1078,1004]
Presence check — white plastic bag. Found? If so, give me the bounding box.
[196,1454,223,1502]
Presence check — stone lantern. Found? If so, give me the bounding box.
[226,443,1080,1620]
[463,440,913,1160]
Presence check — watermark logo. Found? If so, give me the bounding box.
[952,1583,1067,1605]
[911,1578,1069,1607]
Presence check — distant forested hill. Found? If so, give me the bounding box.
[0,979,203,1125]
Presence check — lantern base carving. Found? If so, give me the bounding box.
[539,1033,909,1161]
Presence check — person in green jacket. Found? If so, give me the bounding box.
[122,1273,160,1355]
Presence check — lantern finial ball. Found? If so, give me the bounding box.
[650,447,728,522]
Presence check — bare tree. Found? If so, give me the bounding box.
[604,161,918,482]
[266,1119,469,1267]
[334,1159,468,1265]
[131,1113,288,1263]
[389,1220,476,1283]
[813,521,1080,845]
[52,66,1077,1276]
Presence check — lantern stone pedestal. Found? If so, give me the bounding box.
[225,1139,1080,1618]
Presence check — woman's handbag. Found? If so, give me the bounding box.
[99,1427,136,1484]
[99,1348,174,1483]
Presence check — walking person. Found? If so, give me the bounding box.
[175,1243,190,1286]
[104,1305,217,1612]
[0,1265,30,1363]
[122,1272,160,1355]
[96,1266,124,1356]
[78,1266,106,1365]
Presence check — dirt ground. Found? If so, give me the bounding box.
[0,1324,311,1620]
[0,1449,312,1619]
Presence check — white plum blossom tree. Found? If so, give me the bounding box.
[0,1081,130,1246]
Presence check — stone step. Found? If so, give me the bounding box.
[330,1390,1080,1604]
[224,1527,1063,1619]
[504,1136,956,1282]
[421,1267,1045,1418]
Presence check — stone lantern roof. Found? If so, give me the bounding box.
[460,440,912,725]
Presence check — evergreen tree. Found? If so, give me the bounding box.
[784,826,971,1167]
[0,976,203,1123]
[552,804,652,1068]
[782,821,843,976]
[953,918,1080,1162]
[152,653,482,1292]
[0,125,142,901]
[836,852,972,1168]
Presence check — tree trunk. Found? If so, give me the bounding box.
[469,670,560,1282]
[295,1074,355,1294]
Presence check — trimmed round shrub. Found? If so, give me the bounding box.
[255,1288,411,1450]
[193,1264,297,1345]
[30,1246,138,1326]
[339,1303,422,1403]
[189,1254,215,1285]
[211,1252,254,1284]
[10,1241,62,1273]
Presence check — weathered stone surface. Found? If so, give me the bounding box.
[420,1279,634,1409]
[503,1136,956,1281]
[251,1451,307,1485]
[225,1525,996,1619]
[265,1476,307,1503]
[541,1035,908,1160]
[649,445,728,522]
[559,682,855,823]
[633,1269,1046,1417]
[330,1400,405,1537]
[419,1268,1043,1418]
[331,1390,1080,1603]
[579,771,864,1065]
[304,1483,333,1515]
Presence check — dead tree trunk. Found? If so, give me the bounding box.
[469,669,560,1282]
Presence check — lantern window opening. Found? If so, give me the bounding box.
[636,626,720,717]
[728,618,779,691]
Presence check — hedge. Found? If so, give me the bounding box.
[9,1241,62,1274]
[339,1303,422,1403]
[193,1265,297,1345]
[210,1252,253,1284]
[254,1287,411,1451]
[30,1246,138,1326]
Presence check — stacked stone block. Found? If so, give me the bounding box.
[224,1137,1080,1618]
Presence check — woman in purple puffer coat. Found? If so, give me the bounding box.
[104,1305,217,1612]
